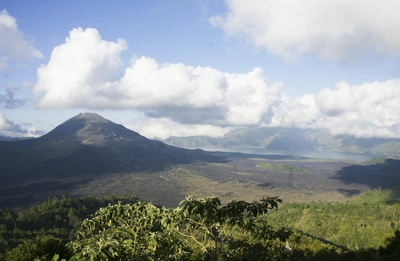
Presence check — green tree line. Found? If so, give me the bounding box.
[1,188,400,260]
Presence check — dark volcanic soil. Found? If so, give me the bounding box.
[2,152,400,209]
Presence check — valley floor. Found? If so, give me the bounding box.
[68,153,400,207]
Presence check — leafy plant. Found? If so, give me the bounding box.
[5,235,70,261]
[67,201,186,261]
[66,196,290,261]
[175,195,291,260]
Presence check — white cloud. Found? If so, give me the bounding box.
[0,10,43,68]
[34,27,127,108]
[313,79,400,137]
[34,27,283,127]
[270,94,321,128]
[134,77,400,138]
[127,117,232,140]
[210,0,400,61]
[269,79,400,138]
[33,27,400,139]
[314,82,359,116]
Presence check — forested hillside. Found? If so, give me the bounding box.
[0,195,139,261]
[266,186,400,254]
[1,187,400,260]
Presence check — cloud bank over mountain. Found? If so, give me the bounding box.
[32,27,400,139]
[34,28,283,127]
[272,80,400,138]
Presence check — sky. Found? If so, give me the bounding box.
[1,0,400,139]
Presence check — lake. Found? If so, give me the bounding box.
[193,147,377,162]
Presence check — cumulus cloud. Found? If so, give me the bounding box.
[33,27,400,139]
[34,27,127,107]
[134,78,400,139]
[269,79,400,138]
[270,94,321,128]
[210,0,400,61]
[0,10,42,70]
[314,80,400,137]
[34,27,283,127]
[128,117,233,140]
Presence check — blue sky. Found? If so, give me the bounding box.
[1,0,400,139]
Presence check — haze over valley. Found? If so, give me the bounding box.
[0,113,399,210]
[0,2,399,209]
[163,127,400,158]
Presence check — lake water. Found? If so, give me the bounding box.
[193,147,377,162]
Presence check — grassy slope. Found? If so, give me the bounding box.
[266,186,400,251]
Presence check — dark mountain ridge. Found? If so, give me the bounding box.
[0,113,223,208]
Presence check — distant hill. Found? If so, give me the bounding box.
[0,113,222,208]
[163,127,400,155]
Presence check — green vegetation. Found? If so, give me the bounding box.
[66,196,288,261]
[0,195,139,261]
[264,186,400,260]
[0,196,289,261]
[1,188,400,260]
[257,162,308,172]
[364,156,388,165]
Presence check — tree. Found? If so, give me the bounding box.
[5,235,70,261]
[176,196,291,260]
[66,196,290,261]
[67,201,185,261]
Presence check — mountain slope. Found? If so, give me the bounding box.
[0,113,222,208]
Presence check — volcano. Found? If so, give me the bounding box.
[0,113,222,208]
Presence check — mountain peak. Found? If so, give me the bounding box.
[41,112,142,146]
[74,112,110,124]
